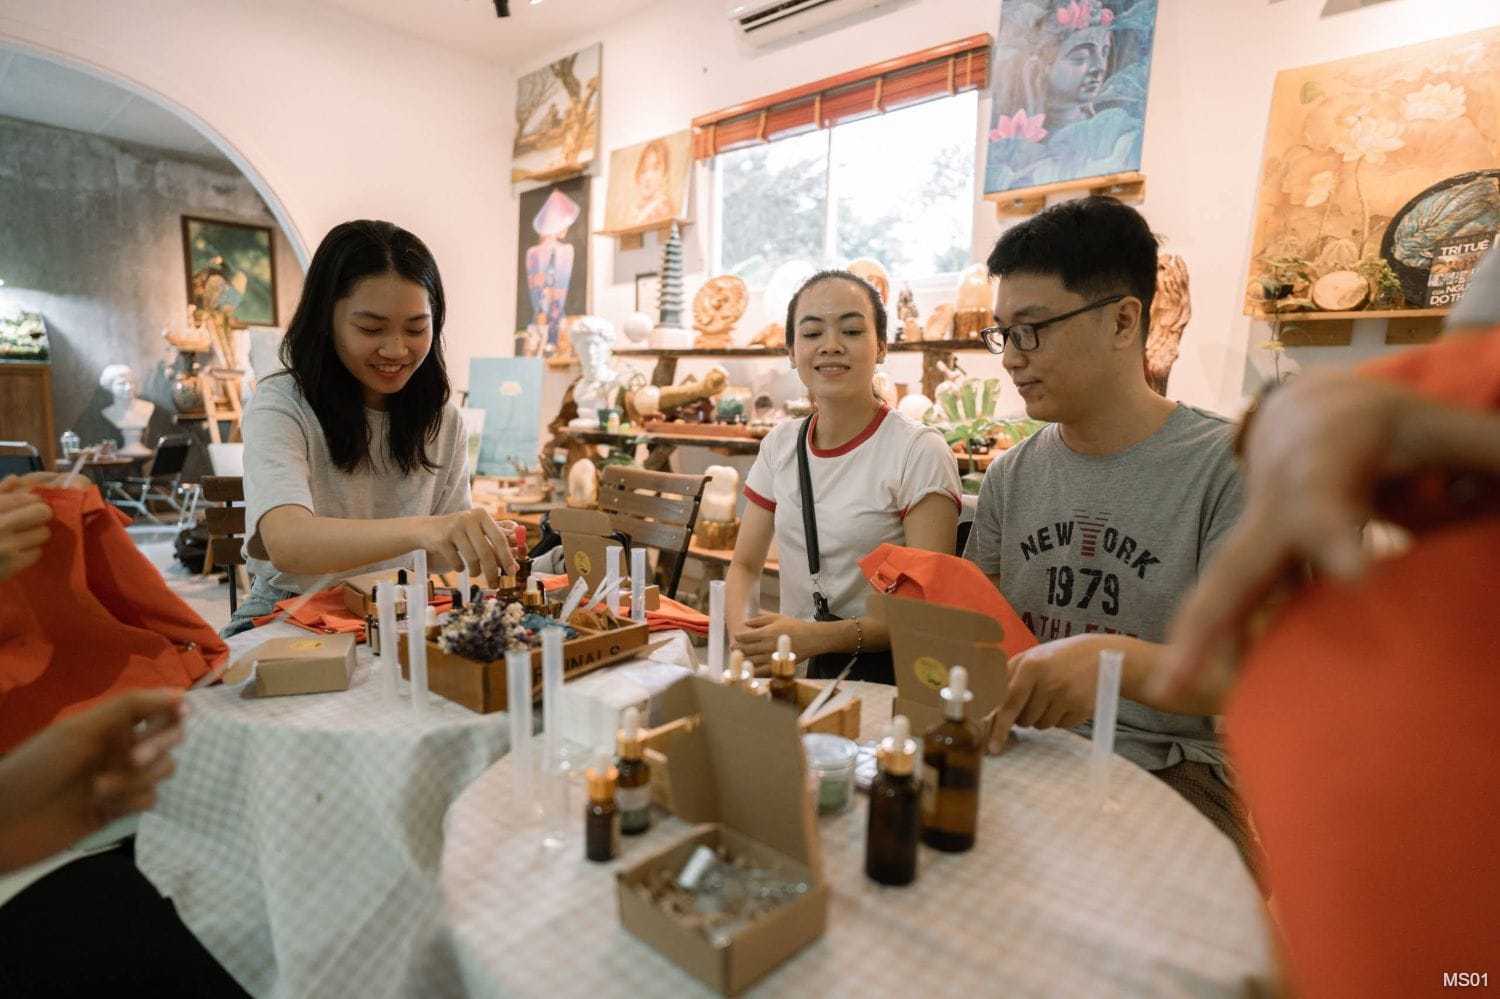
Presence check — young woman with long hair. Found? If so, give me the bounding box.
[223,220,514,637]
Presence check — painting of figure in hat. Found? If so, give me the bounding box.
[516,176,590,356]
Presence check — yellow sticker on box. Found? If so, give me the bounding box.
[290,639,323,650]
[574,551,592,576]
[913,656,948,690]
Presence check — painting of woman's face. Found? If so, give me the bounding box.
[636,145,666,195]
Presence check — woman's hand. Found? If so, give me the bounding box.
[0,476,58,582]
[417,508,518,587]
[733,613,829,670]
[0,689,187,874]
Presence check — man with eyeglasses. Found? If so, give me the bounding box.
[962,197,1261,884]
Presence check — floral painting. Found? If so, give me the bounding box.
[1245,27,1500,312]
[983,0,1158,197]
[512,45,601,184]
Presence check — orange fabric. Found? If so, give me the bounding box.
[1358,327,1500,529]
[858,543,1038,657]
[0,485,226,751]
[252,588,453,641]
[1228,328,1500,999]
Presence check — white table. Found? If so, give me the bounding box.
[436,683,1275,997]
[136,622,694,998]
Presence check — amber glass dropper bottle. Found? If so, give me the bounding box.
[615,706,652,835]
[866,714,921,885]
[920,665,981,852]
[584,752,620,862]
[768,634,798,706]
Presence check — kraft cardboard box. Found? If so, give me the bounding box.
[251,634,357,697]
[640,679,860,813]
[341,570,435,618]
[617,675,829,996]
[870,592,1010,735]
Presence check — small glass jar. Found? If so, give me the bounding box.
[802,733,858,816]
[59,430,80,459]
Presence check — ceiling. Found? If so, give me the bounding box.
[310,0,660,67]
[0,47,229,164]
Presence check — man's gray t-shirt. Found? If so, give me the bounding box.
[963,404,1244,773]
[241,372,472,593]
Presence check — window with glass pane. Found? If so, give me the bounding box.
[718,129,829,289]
[716,91,975,288]
[830,91,976,278]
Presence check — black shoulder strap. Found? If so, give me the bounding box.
[796,414,820,580]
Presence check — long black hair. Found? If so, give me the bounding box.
[279,220,449,474]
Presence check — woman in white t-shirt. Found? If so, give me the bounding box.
[223,220,516,637]
[727,270,960,683]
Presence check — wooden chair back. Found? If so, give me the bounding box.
[596,465,708,599]
[202,476,247,612]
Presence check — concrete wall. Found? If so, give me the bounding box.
[0,0,514,397]
[0,115,302,471]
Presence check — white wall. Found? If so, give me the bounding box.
[517,0,1500,422]
[0,0,516,396]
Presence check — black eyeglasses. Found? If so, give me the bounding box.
[980,295,1126,353]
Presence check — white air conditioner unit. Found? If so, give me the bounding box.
[726,0,896,48]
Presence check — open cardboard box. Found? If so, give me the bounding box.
[550,508,660,611]
[640,678,860,812]
[617,675,829,996]
[248,634,357,697]
[341,569,436,618]
[397,610,648,714]
[870,592,1011,735]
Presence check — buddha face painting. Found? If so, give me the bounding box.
[1045,26,1113,123]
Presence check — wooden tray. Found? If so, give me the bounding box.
[397,613,648,714]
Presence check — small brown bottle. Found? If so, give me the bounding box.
[920,665,981,852]
[584,752,620,862]
[866,714,921,885]
[768,634,799,706]
[522,577,546,612]
[615,707,653,835]
[723,649,748,689]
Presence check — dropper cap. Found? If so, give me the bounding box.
[940,666,974,722]
[724,649,747,686]
[617,706,644,760]
[877,714,918,776]
[770,634,796,678]
[515,524,528,555]
[586,750,618,802]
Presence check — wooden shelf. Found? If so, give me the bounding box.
[594,218,690,240]
[1251,308,1448,322]
[889,338,993,353]
[613,346,785,358]
[573,429,763,454]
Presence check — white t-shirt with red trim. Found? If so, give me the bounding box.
[744,404,961,621]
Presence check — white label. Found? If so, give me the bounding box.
[616,784,652,813]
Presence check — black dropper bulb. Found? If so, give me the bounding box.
[397,568,408,586]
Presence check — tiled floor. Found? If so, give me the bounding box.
[127,524,234,632]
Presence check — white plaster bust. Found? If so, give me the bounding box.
[99,364,155,455]
[568,316,622,430]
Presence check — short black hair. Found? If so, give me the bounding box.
[785,269,888,347]
[280,219,450,475]
[986,196,1158,339]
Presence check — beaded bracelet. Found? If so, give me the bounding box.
[851,617,863,658]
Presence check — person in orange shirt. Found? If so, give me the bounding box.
[1154,327,1500,999]
[0,473,243,996]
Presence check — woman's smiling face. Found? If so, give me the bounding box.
[331,271,433,409]
[790,277,886,405]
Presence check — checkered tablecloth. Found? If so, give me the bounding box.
[136,622,694,998]
[435,682,1276,998]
